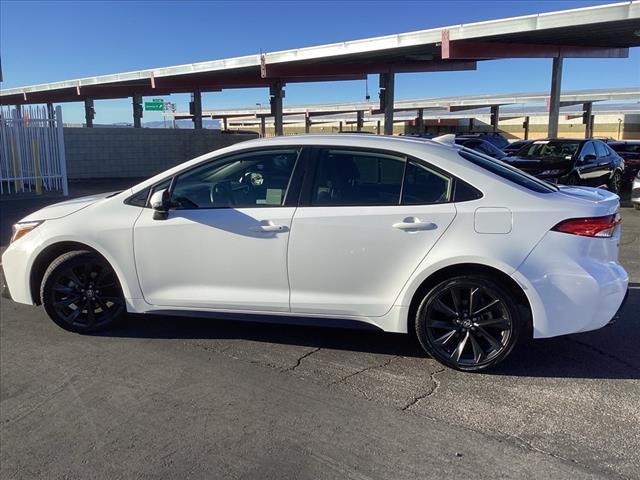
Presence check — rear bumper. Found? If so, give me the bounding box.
[513,230,629,339]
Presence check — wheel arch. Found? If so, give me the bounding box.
[29,241,124,305]
[406,262,533,339]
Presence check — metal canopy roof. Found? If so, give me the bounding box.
[1,1,639,105]
[226,103,640,127]
[172,88,640,119]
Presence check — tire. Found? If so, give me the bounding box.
[635,204,640,211]
[608,171,622,195]
[415,275,523,372]
[41,250,125,333]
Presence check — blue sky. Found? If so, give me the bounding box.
[1,0,638,124]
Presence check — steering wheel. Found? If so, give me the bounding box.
[210,180,236,206]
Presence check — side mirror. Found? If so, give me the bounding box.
[581,154,596,163]
[150,188,170,220]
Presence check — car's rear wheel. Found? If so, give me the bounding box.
[41,250,125,333]
[415,275,523,372]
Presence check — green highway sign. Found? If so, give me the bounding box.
[144,101,164,111]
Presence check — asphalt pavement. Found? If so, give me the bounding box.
[1,180,639,479]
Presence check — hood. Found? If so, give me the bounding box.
[19,191,120,222]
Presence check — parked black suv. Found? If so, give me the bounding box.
[608,141,640,182]
[505,139,625,193]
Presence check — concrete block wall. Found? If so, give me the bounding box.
[63,128,257,179]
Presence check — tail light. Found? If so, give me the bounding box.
[552,214,621,238]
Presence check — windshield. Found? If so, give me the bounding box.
[458,148,558,194]
[516,140,581,159]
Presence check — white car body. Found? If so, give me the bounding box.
[2,135,628,340]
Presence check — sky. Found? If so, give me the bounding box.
[1,0,639,125]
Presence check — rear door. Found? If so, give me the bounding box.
[287,147,457,317]
[594,141,614,186]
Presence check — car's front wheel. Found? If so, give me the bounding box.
[41,250,125,333]
[415,275,523,371]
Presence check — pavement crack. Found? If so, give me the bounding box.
[286,347,321,372]
[330,355,399,386]
[564,337,640,373]
[400,367,445,411]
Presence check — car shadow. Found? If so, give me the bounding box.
[101,288,639,380]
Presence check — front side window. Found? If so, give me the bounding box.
[402,160,452,204]
[311,149,405,206]
[171,149,299,209]
[594,141,609,158]
[580,142,596,159]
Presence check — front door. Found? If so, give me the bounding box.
[287,148,457,317]
[133,147,301,311]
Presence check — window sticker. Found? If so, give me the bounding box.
[266,188,283,205]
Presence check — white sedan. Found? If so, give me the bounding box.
[1,135,629,371]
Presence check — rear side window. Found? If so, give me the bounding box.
[458,149,557,194]
[402,160,452,204]
[312,149,404,205]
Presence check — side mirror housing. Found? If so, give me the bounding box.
[581,154,596,163]
[150,188,170,220]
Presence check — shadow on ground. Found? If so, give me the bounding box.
[99,288,639,381]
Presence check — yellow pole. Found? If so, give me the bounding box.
[32,138,42,194]
[10,138,20,193]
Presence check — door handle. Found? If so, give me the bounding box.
[393,217,437,231]
[249,220,287,232]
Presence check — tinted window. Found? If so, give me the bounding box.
[127,188,149,207]
[594,141,609,158]
[611,143,640,154]
[580,142,596,159]
[402,160,452,204]
[171,149,298,209]
[458,149,557,194]
[312,149,404,205]
[518,140,580,159]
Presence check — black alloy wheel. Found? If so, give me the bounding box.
[609,171,622,195]
[415,276,523,371]
[41,250,125,333]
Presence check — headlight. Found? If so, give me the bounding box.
[10,221,43,244]
[540,169,565,176]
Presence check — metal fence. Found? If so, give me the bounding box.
[0,105,68,195]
